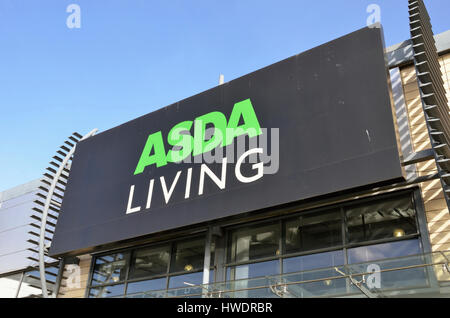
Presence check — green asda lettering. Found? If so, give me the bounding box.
[134,98,262,174]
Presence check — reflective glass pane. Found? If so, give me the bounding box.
[170,238,204,273]
[126,278,167,296]
[166,272,204,298]
[283,267,348,297]
[228,260,280,281]
[346,195,417,243]
[168,271,203,289]
[282,251,346,297]
[347,239,421,263]
[129,245,170,279]
[283,250,345,273]
[229,223,280,263]
[347,240,426,291]
[227,261,279,298]
[89,284,125,298]
[92,252,129,285]
[285,210,342,253]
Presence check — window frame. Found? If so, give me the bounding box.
[223,188,425,281]
[85,187,431,297]
[86,234,207,298]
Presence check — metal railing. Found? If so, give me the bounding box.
[122,251,450,298]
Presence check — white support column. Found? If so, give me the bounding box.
[39,129,98,298]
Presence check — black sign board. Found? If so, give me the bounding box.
[50,26,404,257]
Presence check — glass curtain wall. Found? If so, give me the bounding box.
[225,191,424,297]
[87,190,426,298]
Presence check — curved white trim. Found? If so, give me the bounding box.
[39,129,98,298]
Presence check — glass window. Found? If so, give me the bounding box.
[170,239,204,273]
[347,239,421,264]
[166,272,204,298]
[88,236,206,298]
[229,223,280,263]
[346,196,418,243]
[129,245,170,279]
[285,210,342,253]
[285,269,348,298]
[92,252,129,286]
[228,260,280,281]
[282,251,346,297]
[347,239,426,291]
[126,278,167,295]
[89,284,125,298]
[226,261,280,298]
[283,250,345,274]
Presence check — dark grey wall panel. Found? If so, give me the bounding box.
[50,26,404,257]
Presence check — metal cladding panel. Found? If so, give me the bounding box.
[0,191,38,274]
[49,26,404,257]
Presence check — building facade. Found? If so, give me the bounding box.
[55,28,450,299]
[1,5,450,299]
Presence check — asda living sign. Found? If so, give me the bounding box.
[50,27,404,256]
[133,99,261,172]
[126,98,270,215]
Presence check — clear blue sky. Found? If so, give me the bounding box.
[1,0,449,191]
